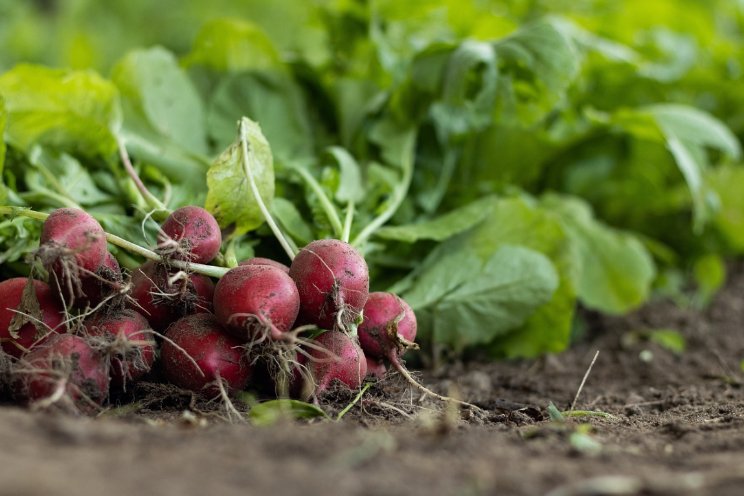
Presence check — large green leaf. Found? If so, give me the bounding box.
[0,65,121,156]
[205,117,275,235]
[543,194,656,314]
[112,47,207,155]
[0,95,6,203]
[707,165,744,252]
[376,195,498,243]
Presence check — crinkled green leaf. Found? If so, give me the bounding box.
[205,117,274,235]
[112,46,207,155]
[183,18,281,73]
[376,196,497,243]
[249,399,327,426]
[0,64,121,156]
[27,146,110,206]
[543,194,656,314]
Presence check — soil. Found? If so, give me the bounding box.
[2,266,744,496]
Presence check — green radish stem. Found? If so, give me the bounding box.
[289,164,344,238]
[341,202,355,244]
[0,206,228,279]
[117,137,171,216]
[352,130,416,247]
[238,120,297,261]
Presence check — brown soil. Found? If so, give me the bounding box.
[2,265,744,496]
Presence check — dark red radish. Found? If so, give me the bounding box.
[15,334,109,413]
[38,208,108,305]
[161,313,251,395]
[213,265,300,342]
[365,355,387,380]
[158,206,222,264]
[129,261,214,331]
[0,278,65,358]
[358,292,417,360]
[289,239,369,331]
[77,251,123,307]
[304,330,366,395]
[239,257,290,274]
[84,309,156,388]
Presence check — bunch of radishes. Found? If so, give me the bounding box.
[0,205,421,414]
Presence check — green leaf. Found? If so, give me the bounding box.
[272,197,313,245]
[543,194,656,314]
[327,146,364,204]
[0,64,121,156]
[647,329,686,354]
[692,254,725,307]
[0,95,7,203]
[404,244,559,350]
[111,46,207,155]
[376,196,497,243]
[27,146,110,206]
[205,117,275,235]
[206,72,314,163]
[183,18,281,73]
[707,166,744,252]
[249,399,327,426]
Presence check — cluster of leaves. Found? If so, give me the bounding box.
[2,0,744,360]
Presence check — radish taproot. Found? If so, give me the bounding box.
[14,334,110,413]
[213,264,300,342]
[289,239,369,331]
[161,313,251,395]
[158,206,222,264]
[84,309,157,388]
[0,278,65,358]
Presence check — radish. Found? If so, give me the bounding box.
[213,264,300,342]
[14,334,110,413]
[358,292,417,360]
[84,309,157,389]
[304,330,366,395]
[365,355,387,380]
[158,206,222,264]
[239,257,290,274]
[0,278,65,358]
[289,239,369,331]
[161,313,251,395]
[37,208,108,306]
[77,251,124,307]
[129,261,214,331]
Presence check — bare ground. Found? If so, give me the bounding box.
[1,265,744,496]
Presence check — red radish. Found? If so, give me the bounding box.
[239,257,290,274]
[0,278,65,358]
[365,355,387,380]
[358,292,417,360]
[161,313,251,395]
[15,334,109,413]
[129,261,214,331]
[158,206,222,264]
[84,309,156,388]
[213,265,300,342]
[289,239,369,331]
[77,251,123,307]
[38,208,108,305]
[304,330,366,395]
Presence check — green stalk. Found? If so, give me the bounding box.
[0,206,228,279]
[352,130,417,247]
[239,120,297,261]
[341,202,355,244]
[117,137,171,216]
[290,165,344,238]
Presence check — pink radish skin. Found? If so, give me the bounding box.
[213,265,300,342]
[358,292,417,360]
[306,330,367,394]
[239,257,290,274]
[289,239,369,330]
[84,309,156,388]
[77,251,123,307]
[161,313,251,395]
[0,278,65,358]
[365,355,387,380]
[16,334,110,412]
[158,206,222,264]
[129,261,215,331]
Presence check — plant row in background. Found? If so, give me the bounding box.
[1,0,744,365]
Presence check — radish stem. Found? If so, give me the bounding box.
[290,164,344,238]
[117,137,171,215]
